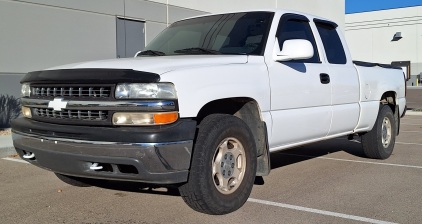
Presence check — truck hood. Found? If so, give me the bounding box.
[48,55,248,75]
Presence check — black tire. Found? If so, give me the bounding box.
[179,114,257,215]
[361,105,397,159]
[55,173,92,187]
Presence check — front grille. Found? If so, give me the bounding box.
[33,108,108,121]
[31,86,112,98]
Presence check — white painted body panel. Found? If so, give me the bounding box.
[159,56,271,117]
[353,65,406,132]
[262,11,405,152]
[42,9,406,153]
[322,30,360,136]
[47,55,270,118]
[267,59,332,147]
[48,55,248,75]
[266,11,359,149]
[269,106,332,148]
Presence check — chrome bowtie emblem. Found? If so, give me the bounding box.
[48,98,68,111]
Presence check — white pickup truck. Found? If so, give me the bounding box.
[12,10,406,215]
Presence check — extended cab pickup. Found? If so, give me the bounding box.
[12,10,406,215]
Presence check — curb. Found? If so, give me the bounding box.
[406,110,422,116]
[0,134,15,157]
[0,146,16,157]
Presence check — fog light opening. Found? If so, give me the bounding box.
[117,164,139,174]
[22,106,32,118]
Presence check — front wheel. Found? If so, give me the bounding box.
[179,114,257,215]
[361,105,397,159]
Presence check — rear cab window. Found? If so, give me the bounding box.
[314,19,347,64]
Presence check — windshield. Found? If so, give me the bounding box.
[141,12,274,56]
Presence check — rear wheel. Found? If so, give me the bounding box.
[55,173,92,187]
[361,105,397,159]
[179,114,257,215]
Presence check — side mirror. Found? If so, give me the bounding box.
[274,39,314,62]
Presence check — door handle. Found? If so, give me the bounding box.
[320,73,330,84]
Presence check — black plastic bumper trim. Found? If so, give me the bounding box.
[13,132,193,184]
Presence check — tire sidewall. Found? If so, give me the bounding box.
[375,105,396,158]
[205,125,255,201]
[190,114,257,213]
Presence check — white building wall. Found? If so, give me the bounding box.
[0,0,344,97]
[275,0,344,29]
[0,1,118,74]
[345,6,422,83]
[1,0,344,74]
[156,0,344,28]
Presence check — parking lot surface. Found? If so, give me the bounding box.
[1,112,421,224]
[407,87,422,109]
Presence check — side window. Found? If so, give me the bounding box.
[277,19,320,63]
[315,22,347,64]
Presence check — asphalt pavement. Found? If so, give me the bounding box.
[1,88,422,223]
[1,115,422,223]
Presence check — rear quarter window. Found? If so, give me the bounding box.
[315,22,347,64]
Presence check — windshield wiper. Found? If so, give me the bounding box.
[137,50,166,56]
[174,48,221,55]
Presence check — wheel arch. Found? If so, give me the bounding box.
[380,91,397,110]
[380,91,400,136]
[195,97,270,176]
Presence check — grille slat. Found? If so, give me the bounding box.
[31,85,112,124]
[32,86,111,98]
[33,108,108,121]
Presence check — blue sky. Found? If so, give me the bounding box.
[346,0,422,14]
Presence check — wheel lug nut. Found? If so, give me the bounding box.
[221,162,224,167]
[224,154,227,159]
[228,171,231,176]
[230,155,233,160]
[223,170,225,175]
[231,163,234,168]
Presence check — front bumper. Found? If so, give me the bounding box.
[12,129,194,184]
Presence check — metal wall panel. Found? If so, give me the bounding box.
[125,0,167,23]
[145,22,167,44]
[116,18,146,58]
[0,1,117,73]
[15,0,125,16]
[168,5,207,23]
[0,74,25,97]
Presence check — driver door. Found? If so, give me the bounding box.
[268,14,332,148]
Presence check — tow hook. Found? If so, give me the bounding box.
[23,152,35,159]
[89,163,103,170]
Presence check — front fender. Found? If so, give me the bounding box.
[159,62,270,118]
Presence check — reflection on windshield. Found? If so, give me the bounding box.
[141,12,274,56]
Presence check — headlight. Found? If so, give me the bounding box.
[115,83,177,99]
[21,83,31,97]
